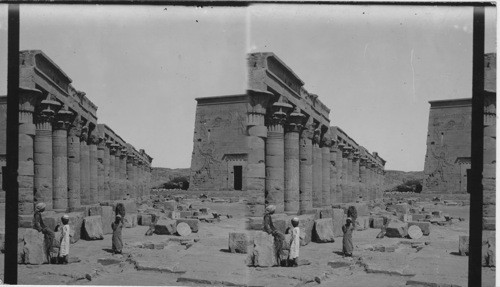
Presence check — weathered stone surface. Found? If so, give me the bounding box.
[332,208,345,237]
[246,231,276,267]
[408,225,423,239]
[393,203,409,215]
[408,221,430,236]
[101,206,114,235]
[115,199,137,214]
[229,232,250,254]
[176,218,199,233]
[164,200,177,211]
[18,228,47,265]
[87,205,103,217]
[370,217,384,229]
[154,219,177,235]
[124,214,138,228]
[298,214,316,246]
[356,216,369,231]
[138,214,152,226]
[459,235,469,256]
[385,220,408,238]
[176,222,192,236]
[411,214,426,221]
[180,211,194,218]
[313,218,335,243]
[482,231,495,267]
[82,215,104,240]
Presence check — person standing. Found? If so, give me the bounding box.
[111,214,124,254]
[263,205,285,266]
[33,202,55,263]
[288,217,300,267]
[342,217,354,257]
[58,214,71,264]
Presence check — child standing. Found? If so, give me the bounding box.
[342,217,354,257]
[58,214,71,264]
[288,217,300,267]
[112,214,124,254]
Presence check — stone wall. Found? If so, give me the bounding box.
[423,99,472,194]
[189,95,248,191]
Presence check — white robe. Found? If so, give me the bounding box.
[289,227,300,259]
[59,225,70,256]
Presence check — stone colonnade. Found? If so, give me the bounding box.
[16,86,153,221]
[248,90,386,215]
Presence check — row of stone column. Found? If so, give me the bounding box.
[18,87,152,215]
[247,90,385,216]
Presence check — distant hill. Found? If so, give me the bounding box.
[384,170,424,191]
[151,167,190,188]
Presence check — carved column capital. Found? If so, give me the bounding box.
[312,127,322,145]
[109,143,120,155]
[35,99,60,123]
[286,108,306,133]
[320,133,333,148]
[19,87,42,113]
[269,101,292,126]
[80,126,89,142]
[359,156,368,166]
[88,134,100,145]
[352,150,360,161]
[53,109,73,130]
[68,115,82,137]
[343,146,353,158]
[120,148,128,158]
[248,89,274,115]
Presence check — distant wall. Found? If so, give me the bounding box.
[189,95,248,191]
[423,99,471,193]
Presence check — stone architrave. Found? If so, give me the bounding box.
[88,134,98,204]
[97,137,105,202]
[52,108,72,211]
[284,108,304,214]
[329,140,338,205]
[18,87,41,216]
[299,121,314,213]
[312,127,323,208]
[34,99,59,211]
[247,89,273,191]
[321,134,331,207]
[265,101,289,213]
[67,115,82,211]
[80,126,90,205]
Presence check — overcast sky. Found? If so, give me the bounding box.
[0,4,496,171]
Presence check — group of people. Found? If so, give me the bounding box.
[32,202,126,264]
[262,205,354,267]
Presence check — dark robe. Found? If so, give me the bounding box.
[111,221,123,253]
[342,224,354,256]
[33,211,55,262]
[263,213,285,265]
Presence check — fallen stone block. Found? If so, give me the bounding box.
[297,214,316,246]
[154,219,177,235]
[87,205,103,217]
[431,210,443,218]
[319,208,333,219]
[482,231,495,267]
[177,204,190,211]
[164,200,177,211]
[408,225,423,239]
[385,220,408,238]
[394,203,410,215]
[246,231,276,267]
[198,207,209,214]
[313,218,335,243]
[101,206,114,235]
[98,258,122,266]
[443,200,458,206]
[229,232,251,253]
[370,217,384,229]
[180,211,194,218]
[138,214,153,226]
[83,216,104,240]
[166,210,181,219]
[115,199,137,214]
[176,218,199,233]
[408,221,430,236]
[332,208,345,237]
[246,217,263,230]
[399,214,412,222]
[356,216,369,231]
[411,214,426,221]
[18,228,47,265]
[124,214,138,228]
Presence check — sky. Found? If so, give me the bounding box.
[0,4,496,171]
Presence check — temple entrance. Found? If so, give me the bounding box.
[233,166,242,190]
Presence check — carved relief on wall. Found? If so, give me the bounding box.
[425,143,453,190]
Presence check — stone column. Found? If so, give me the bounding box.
[18,87,41,216]
[312,127,323,208]
[329,140,338,205]
[88,134,98,204]
[336,142,344,203]
[102,140,110,201]
[114,146,122,199]
[359,156,367,201]
[342,146,352,203]
[284,109,304,214]
[368,163,375,201]
[97,137,105,202]
[127,153,135,199]
[120,148,128,197]
[108,143,117,200]
[247,90,273,191]
[265,102,290,213]
[52,109,72,211]
[136,161,143,197]
[67,115,82,211]
[299,122,314,213]
[351,151,360,202]
[80,126,90,205]
[34,99,59,210]
[321,134,331,207]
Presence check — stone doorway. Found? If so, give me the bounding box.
[233,166,242,190]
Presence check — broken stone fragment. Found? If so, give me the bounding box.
[124,214,138,228]
[18,228,47,265]
[407,225,423,239]
[176,222,192,236]
[154,219,177,235]
[176,218,199,233]
[228,232,251,253]
[82,216,104,240]
[313,218,335,243]
[459,235,469,256]
[385,220,408,238]
[246,231,276,267]
[408,221,430,236]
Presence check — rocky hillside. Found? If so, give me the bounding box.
[384,170,424,190]
[151,167,190,188]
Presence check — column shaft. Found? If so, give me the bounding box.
[359,160,367,201]
[329,146,338,205]
[97,139,105,202]
[352,157,360,202]
[312,137,322,208]
[67,121,81,210]
[127,156,135,198]
[265,124,284,213]
[299,129,313,213]
[341,152,349,203]
[34,120,53,210]
[284,130,300,214]
[80,129,90,205]
[103,145,110,201]
[89,137,98,204]
[321,145,331,207]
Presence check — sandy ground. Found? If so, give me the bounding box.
[2,193,495,286]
